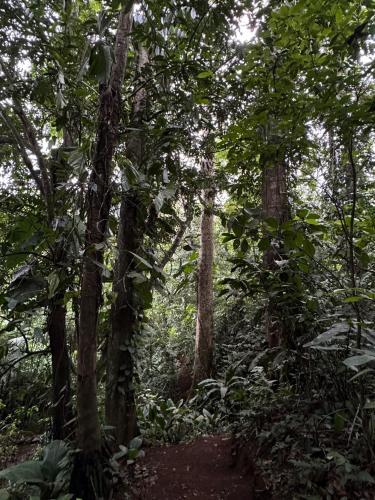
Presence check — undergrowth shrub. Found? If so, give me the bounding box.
[137,390,211,443]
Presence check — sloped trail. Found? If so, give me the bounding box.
[129,434,262,500]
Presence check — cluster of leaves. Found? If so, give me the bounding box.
[0,441,71,500]
[137,390,212,444]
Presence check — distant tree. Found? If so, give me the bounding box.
[192,146,215,386]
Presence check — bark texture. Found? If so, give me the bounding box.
[47,295,71,439]
[72,6,133,499]
[106,45,148,446]
[46,132,74,441]
[106,191,143,445]
[192,155,215,387]
[262,161,289,347]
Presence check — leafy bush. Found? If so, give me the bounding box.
[137,390,211,443]
[0,440,71,500]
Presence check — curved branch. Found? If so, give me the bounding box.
[160,207,194,270]
[13,103,54,221]
[0,349,49,378]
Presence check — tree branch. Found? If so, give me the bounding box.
[0,349,49,378]
[0,109,44,193]
[160,205,194,270]
[13,103,54,221]
[0,57,54,221]
[0,135,14,144]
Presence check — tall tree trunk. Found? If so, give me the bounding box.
[47,293,71,439]
[71,6,133,499]
[191,154,215,387]
[106,191,143,445]
[46,131,74,441]
[262,161,289,347]
[106,45,148,447]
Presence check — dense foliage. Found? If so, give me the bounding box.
[0,0,374,498]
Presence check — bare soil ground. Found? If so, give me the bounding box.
[129,434,259,500]
[0,438,38,470]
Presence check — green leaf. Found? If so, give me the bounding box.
[233,239,240,250]
[7,275,46,309]
[304,323,348,347]
[220,386,228,399]
[0,461,44,484]
[89,42,113,84]
[302,239,315,257]
[333,412,345,432]
[343,295,364,303]
[47,272,60,299]
[111,0,124,9]
[0,489,10,500]
[349,368,374,382]
[193,95,210,105]
[222,233,236,243]
[41,441,69,482]
[68,149,86,172]
[305,218,321,226]
[357,471,375,484]
[296,209,309,219]
[240,239,249,253]
[264,217,278,229]
[127,271,147,284]
[343,354,375,371]
[258,238,271,251]
[91,260,112,278]
[153,186,175,214]
[197,70,213,79]
[129,252,153,270]
[128,436,143,450]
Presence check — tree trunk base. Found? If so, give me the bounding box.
[70,451,109,500]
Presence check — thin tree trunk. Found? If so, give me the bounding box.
[71,6,133,499]
[262,161,289,347]
[105,45,148,447]
[2,97,72,440]
[46,129,75,441]
[347,139,362,349]
[47,294,71,439]
[191,154,215,387]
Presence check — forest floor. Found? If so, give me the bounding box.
[0,436,38,470]
[128,434,265,500]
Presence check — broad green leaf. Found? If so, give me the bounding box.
[0,461,44,484]
[258,238,271,251]
[343,355,375,371]
[302,239,315,257]
[89,42,113,84]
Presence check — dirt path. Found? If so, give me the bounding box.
[129,435,255,500]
